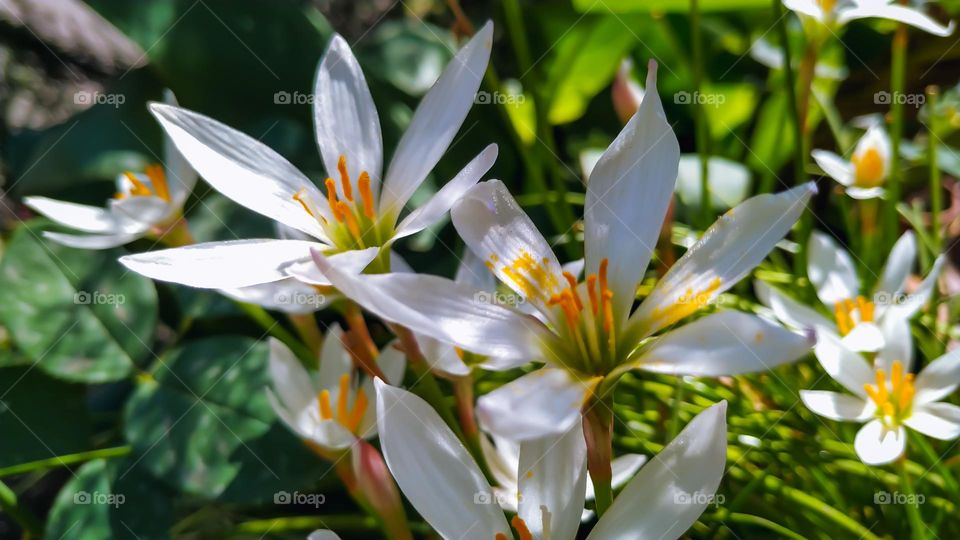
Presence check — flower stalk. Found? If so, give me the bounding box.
[885,21,908,252]
[583,392,615,517]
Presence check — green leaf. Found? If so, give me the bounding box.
[356,20,454,96]
[44,459,173,540]
[572,0,770,13]
[0,220,157,383]
[702,83,759,141]
[123,336,326,502]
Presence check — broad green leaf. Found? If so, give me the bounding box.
[501,79,537,146]
[747,93,795,176]
[0,220,157,383]
[356,20,455,96]
[702,83,759,141]
[123,337,327,502]
[572,0,770,13]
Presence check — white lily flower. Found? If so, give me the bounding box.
[784,0,955,36]
[811,125,891,200]
[309,62,815,441]
[266,325,404,454]
[802,332,960,465]
[305,380,726,540]
[120,23,496,288]
[24,91,198,250]
[757,230,943,353]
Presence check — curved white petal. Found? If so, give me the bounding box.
[220,279,327,314]
[312,249,550,360]
[455,247,498,292]
[584,61,680,325]
[314,34,383,200]
[808,231,860,306]
[150,103,330,241]
[586,402,727,540]
[635,311,814,376]
[108,196,174,227]
[585,454,647,500]
[418,335,471,377]
[877,231,916,297]
[119,239,323,289]
[375,379,511,540]
[42,231,140,250]
[452,179,564,317]
[268,338,315,414]
[885,256,944,320]
[854,420,906,466]
[393,143,498,241]
[24,197,131,234]
[284,247,379,286]
[631,183,816,337]
[813,331,875,397]
[811,150,854,186]
[754,281,832,331]
[845,186,885,200]
[875,315,912,373]
[800,390,874,421]
[913,348,960,405]
[317,324,353,390]
[517,423,588,540]
[477,368,597,441]
[838,4,955,37]
[379,21,493,219]
[784,0,826,20]
[307,531,342,540]
[840,322,885,353]
[905,403,960,440]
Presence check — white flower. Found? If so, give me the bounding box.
[309,62,815,441]
[266,325,404,454]
[801,332,960,465]
[784,0,955,36]
[757,230,943,353]
[307,380,727,540]
[120,23,497,288]
[24,91,198,249]
[811,125,891,200]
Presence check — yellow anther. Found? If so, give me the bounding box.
[293,188,315,218]
[857,295,875,322]
[325,178,343,221]
[144,164,170,201]
[853,147,885,188]
[123,171,152,197]
[337,373,351,427]
[358,171,375,219]
[598,258,611,323]
[648,277,722,329]
[494,534,509,540]
[511,516,534,540]
[337,201,363,241]
[602,289,615,334]
[875,368,888,403]
[586,274,599,315]
[900,374,915,409]
[318,390,334,420]
[347,388,368,433]
[563,271,582,311]
[337,155,353,201]
[817,0,836,14]
[864,360,915,426]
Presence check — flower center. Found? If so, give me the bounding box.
[292,154,381,249]
[852,147,885,188]
[833,295,874,336]
[817,0,836,14]
[494,516,533,540]
[486,251,563,306]
[115,164,171,202]
[317,372,368,435]
[863,360,914,428]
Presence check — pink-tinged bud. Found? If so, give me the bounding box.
[352,440,412,540]
[612,59,645,125]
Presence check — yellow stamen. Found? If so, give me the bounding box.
[875,368,888,404]
[648,277,722,329]
[511,516,534,540]
[598,258,611,322]
[563,271,582,311]
[494,534,509,540]
[857,295,874,322]
[337,155,353,201]
[900,374,915,409]
[834,302,852,335]
[144,164,170,201]
[852,147,885,188]
[338,202,363,241]
[292,188,315,218]
[358,171,375,219]
[347,388,368,433]
[318,390,333,420]
[337,374,351,427]
[123,171,152,197]
[586,274,599,315]
[602,289,615,334]
[325,178,343,221]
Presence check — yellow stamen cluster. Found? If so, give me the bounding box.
[293,154,378,247]
[115,164,171,202]
[317,373,368,435]
[648,277,722,329]
[494,516,533,540]
[852,147,885,188]
[489,251,562,305]
[834,296,874,336]
[546,258,616,337]
[817,0,836,14]
[863,360,915,426]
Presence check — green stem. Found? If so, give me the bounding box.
[771,0,802,184]
[927,86,943,256]
[691,0,711,227]
[0,479,43,537]
[899,457,927,540]
[885,23,908,252]
[287,313,324,359]
[0,446,130,478]
[235,302,315,367]
[583,393,615,517]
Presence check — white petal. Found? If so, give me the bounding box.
[635,311,814,376]
[375,379,511,540]
[393,143,498,241]
[845,186,885,200]
[517,423,588,540]
[284,247,379,286]
[379,22,493,220]
[42,231,140,250]
[854,420,907,466]
[584,61,680,324]
[317,324,353,390]
[838,4,955,37]
[885,256,944,320]
[108,196,173,227]
[308,531,342,540]
[314,34,383,200]
[268,338,315,413]
[24,197,131,234]
[800,390,874,421]
[376,340,407,386]
[813,331,875,397]
[784,0,825,20]
[311,249,550,360]
[220,279,327,314]
[119,239,322,289]
[631,183,816,337]
[477,368,596,441]
[587,402,727,540]
[754,280,832,331]
[455,247,498,292]
[418,335,471,377]
[913,348,960,405]
[875,315,912,373]
[877,231,916,298]
[905,403,960,440]
[808,231,860,306]
[451,179,564,317]
[811,150,854,186]
[585,454,647,500]
[840,322,885,353]
[150,103,330,241]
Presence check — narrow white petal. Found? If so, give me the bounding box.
[42,231,140,250]
[161,91,199,206]
[393,143,498,241]
[586,402,727,540]
[379,22,493,219]
[517,423,588,540]
[875,315,912,373]
[808,231,860,306]
[584,61,680,324]
[150,103,330,241]
[854,420,907,466]
[24,197,130,234]
[913,348,960,405]
[284,247,379,286]
[220,279,327,314]
[877,231,916,297]
[455,248,498,292]
[811,150,854,186]
[845,187,885,200]
[308,531,342,540]
[477,369,596,441]
[839,4,955,37]
[813,331,875,398]
[784,0,825,20]
[754,281,832,331]
[268,338,316,413]
[375,341,407,386]
[839,322,885,354]
[635,311,814,376]
[885,256,944,320]
[631,183,816,337]
[375,379,511,540]
[418,335,471,377]
[800,390,874,421]
[317,324,353,391]
[585,454,647,500]
[108,196,174,228]
[905,403,960,440]
[119,239,323,288]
